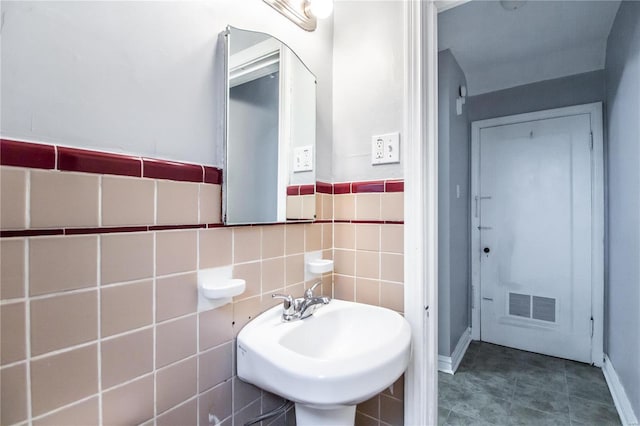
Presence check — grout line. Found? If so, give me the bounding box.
[96,235,103,425]
[29,393,99,424]
[24,237,32,425]
[151,230,158,426]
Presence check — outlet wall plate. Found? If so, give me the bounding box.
[371,132,400,165]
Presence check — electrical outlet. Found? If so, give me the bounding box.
[371,133,400,165]
[293,145,313,172]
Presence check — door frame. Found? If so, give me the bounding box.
[470,102,605,366]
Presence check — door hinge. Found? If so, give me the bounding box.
[590,317,594,337]
[590,131,594,150]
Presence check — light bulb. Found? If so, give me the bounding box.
[306,0,333,19]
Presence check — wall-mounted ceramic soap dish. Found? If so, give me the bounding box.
[306,259,334,274]
[198,266,245,311]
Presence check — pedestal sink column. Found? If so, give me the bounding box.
[295,404,356,426]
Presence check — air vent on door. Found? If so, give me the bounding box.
[509,293,531,318]
[532,296,556,322]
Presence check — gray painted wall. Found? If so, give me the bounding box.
[438,50,470,357]
[468,70,605,123]
[605,1,640,418]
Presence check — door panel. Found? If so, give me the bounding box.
[479,114,592,363]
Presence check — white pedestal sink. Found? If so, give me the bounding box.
[236,299,412,426]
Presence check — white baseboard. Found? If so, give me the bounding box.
[438,327,472,375]
[602,354,639,426]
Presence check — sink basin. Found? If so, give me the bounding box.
[237,299,412,425]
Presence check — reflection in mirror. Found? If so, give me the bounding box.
[224,26,317,225]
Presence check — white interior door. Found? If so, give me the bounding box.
[477,113,593,363]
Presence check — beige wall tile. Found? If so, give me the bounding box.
[101,232,153,285]
[334,194,355,221]
[157,272,198,321]
[157,399,197,426]
[356,193,381,221]
[286,196,302,220]
[261,225,284,259]
[334,223,355,249]
[156,315,197,368]
[198,342,233,392]
[101,280,153,337]
[31,291,97,356]
[285,254,304,286]
[262,257,285,293]
[381,192,404,221]
[233,262,260,299]
[156,357,197,414]
[355,411,379,426]
[156,230,197,276]
[380,394,404,425]
[285,225,304,255]
[33,397,99,426]
[261,287,285,312]
[31,344,98,416]
[356,224,381,251]
[199,228,232,268]
[234,377,262,411]
[305,223,322,251]
[320,193,334,221]
[232,296,261,335]
[381,281,404,312]
[286,282,305,298]
[102,375,154,426]
[157,180,199,225]
[302,194,315,219]
[102,176,154,226]
[357,395,379,419]
[30,235,97,296]
[1,302,25,364]
[31,170,99,228]
[334,249,355,276]
[199,381,232,426]
[356,278,380,306]
[381,253,404,283]
[381,224,404,254]
[233,227,261,263]
[234,400,261,425]
[199,304,233,351]
[199,184,222,224]
[322,223,333,249]
[0,363,27,425]
[0,167,27,229]
[0,238,25,299]
[333,274,355,301]
[315,193,323,219]
[101,328,153,389]
[356,251,380,279]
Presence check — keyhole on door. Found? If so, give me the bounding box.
[483,247,490,254]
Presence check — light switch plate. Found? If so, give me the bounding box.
[293,145,313,172]
[371,132,400,165]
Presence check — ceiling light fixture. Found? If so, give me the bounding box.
[263,0,333,32]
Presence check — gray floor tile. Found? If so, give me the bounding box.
[451,392,511,425]
[566,375,614,405]
[568,396,621,425]
[438,406,451,426]
[514,365,568,394]
[512,383,570,415]
[438,342,619,426]
[444,410,498,426]
[508,404,571,426]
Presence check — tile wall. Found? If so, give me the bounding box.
[0,139,404,426]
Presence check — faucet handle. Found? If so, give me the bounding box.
[304,281,322,299]
[272,293,293,309]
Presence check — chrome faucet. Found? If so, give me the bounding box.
[272,281,331,322]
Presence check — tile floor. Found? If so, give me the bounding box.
[438,341,622,426]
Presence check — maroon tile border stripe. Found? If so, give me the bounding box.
[287,186,299,196]
[142,158,203,183]
[352,180,385,193]
[1,139,222,183]
[319,179,404,194]
[299,185,315,195]
[316,182,332,194]
[58,147,141,177]
[0,139,56,169]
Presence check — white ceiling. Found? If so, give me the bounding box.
[438,0,621,96]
